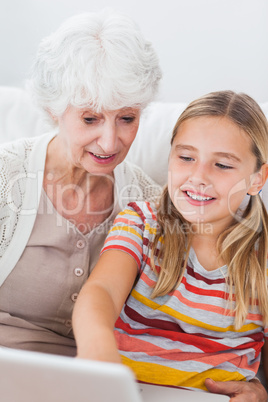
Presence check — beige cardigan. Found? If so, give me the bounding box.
[0,132,161,286]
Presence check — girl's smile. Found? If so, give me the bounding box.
[183,189,215,206]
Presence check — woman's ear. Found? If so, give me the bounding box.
[247,163,268,196]
[46,109,58,123]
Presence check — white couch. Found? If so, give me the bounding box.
[0,85,267,386]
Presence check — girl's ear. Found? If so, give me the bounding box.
[247,163,268,196]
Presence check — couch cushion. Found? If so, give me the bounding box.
[0,86,48,143]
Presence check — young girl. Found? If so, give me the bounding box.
[73,91,268,398]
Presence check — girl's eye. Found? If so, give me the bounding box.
[216,163,233,170]
[179,156,194,162]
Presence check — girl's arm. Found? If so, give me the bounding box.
[72,250,138,362]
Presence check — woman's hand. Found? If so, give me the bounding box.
[205,378,267,402]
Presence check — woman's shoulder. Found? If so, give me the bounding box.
[0,136,36,160]
[0,133,55,195]
[115,160,162,203]
[0,137,37,191]
[0,132,55,168]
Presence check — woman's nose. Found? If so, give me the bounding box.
[96,123,118,153]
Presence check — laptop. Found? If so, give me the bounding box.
[0,347,229,401]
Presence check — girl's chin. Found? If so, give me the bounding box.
[175,206,213,226]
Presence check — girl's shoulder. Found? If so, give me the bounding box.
[126,200,158,224]
[114,201,159,235]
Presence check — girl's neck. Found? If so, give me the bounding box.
[190,230,225,272]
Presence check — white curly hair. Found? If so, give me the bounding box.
[27,9,162,120]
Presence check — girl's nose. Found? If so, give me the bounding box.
[189,163,209,186]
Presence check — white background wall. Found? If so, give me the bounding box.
[1,0,267,102]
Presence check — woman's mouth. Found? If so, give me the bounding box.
[89,152,116,164]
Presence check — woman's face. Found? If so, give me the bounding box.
[55,105,141,175]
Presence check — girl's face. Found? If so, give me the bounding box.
[168,116,265,234]
[55,105,140,175]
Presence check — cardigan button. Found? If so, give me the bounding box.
[76,239,85,249]
[71,293,79,302]
[74,267,84,277]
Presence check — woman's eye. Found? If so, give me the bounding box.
[121,116,135,123]
[216,163,233,170]
[84,117,97,124]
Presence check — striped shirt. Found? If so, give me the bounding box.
[101,201,267,392]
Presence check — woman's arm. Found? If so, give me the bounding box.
[72,250,138,362]
[205,378,267,401]
[262,337,268,386]
[205,339,268,401]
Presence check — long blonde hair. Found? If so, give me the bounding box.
[151,90,268,329]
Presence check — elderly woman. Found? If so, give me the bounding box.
[0,10,162,356]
